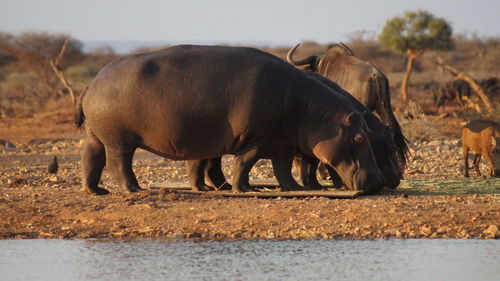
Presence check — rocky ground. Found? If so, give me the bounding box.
[0,110,499,240]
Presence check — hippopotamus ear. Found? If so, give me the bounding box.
[343,112,360,127]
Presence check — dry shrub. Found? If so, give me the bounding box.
[399,101,440,142]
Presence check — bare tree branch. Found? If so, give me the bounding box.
[433,58,493,112]
[50,39,77,107]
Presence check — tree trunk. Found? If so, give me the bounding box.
[400,49,423,101]
[434,60,494,112]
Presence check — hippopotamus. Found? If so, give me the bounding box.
[188,72,402,194]
[75,45,384,194]
[299,72,402,191]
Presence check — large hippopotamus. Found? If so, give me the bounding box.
[76,45,384,195]
[188,72,402,194]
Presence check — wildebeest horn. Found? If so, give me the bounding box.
[286,43,318,67]
[327,42,355,56]
[339,42,354,56]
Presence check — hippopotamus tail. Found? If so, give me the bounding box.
[75,87,87,128]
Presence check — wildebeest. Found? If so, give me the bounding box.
[76,45,384,194]
[479,77,500,100]
[432,79,472,110]
[188,71,402,194]
[286,43,409,169]
[462,120,500,177]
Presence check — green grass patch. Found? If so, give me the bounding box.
[398,177,500,195]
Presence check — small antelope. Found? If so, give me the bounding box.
[462,120,500,177]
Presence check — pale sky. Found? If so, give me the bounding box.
[1,0,499,51]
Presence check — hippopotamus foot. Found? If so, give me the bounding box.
[192,184,216,192]
[232,183,253,193]
[127,185,145,193]
[214,182,232,191]
[81,135,108,195]
[82,186,110,195]
[300,175,324,190]
[186,159,216,191]
[304,182,325,190]
[106,147,142,193]
[203,157,232,190]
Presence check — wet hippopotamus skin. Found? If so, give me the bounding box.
[75,45,384,194]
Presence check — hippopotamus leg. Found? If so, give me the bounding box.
[81,135,109,195]
[297,155,349,191]
[204,157,232,190]
[270,148,302,191]
[232,147,262,192]
[186,159,216,191]
[105,147,144,193]
[327,166,344,189]
[297,155,324,190]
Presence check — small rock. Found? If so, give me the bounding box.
[428,140,441,147]
[173,232,185,239]
[484,225,498,238]
[420,225,435,237]
[138,226,153,233]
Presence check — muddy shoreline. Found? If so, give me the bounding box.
[1,148,499,240]
[1,114,499,240]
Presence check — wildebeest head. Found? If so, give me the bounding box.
[286,43,322,72]
[433,79,472,110]
[305,111,385,193]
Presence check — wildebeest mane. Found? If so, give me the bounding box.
[371,75,410,168]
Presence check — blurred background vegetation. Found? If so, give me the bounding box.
[0,25,498,126]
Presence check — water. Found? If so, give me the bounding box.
[1,239,499,281]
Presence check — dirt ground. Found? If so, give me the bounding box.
[1,108,499,240]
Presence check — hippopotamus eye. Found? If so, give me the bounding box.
[354,133,365,144]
